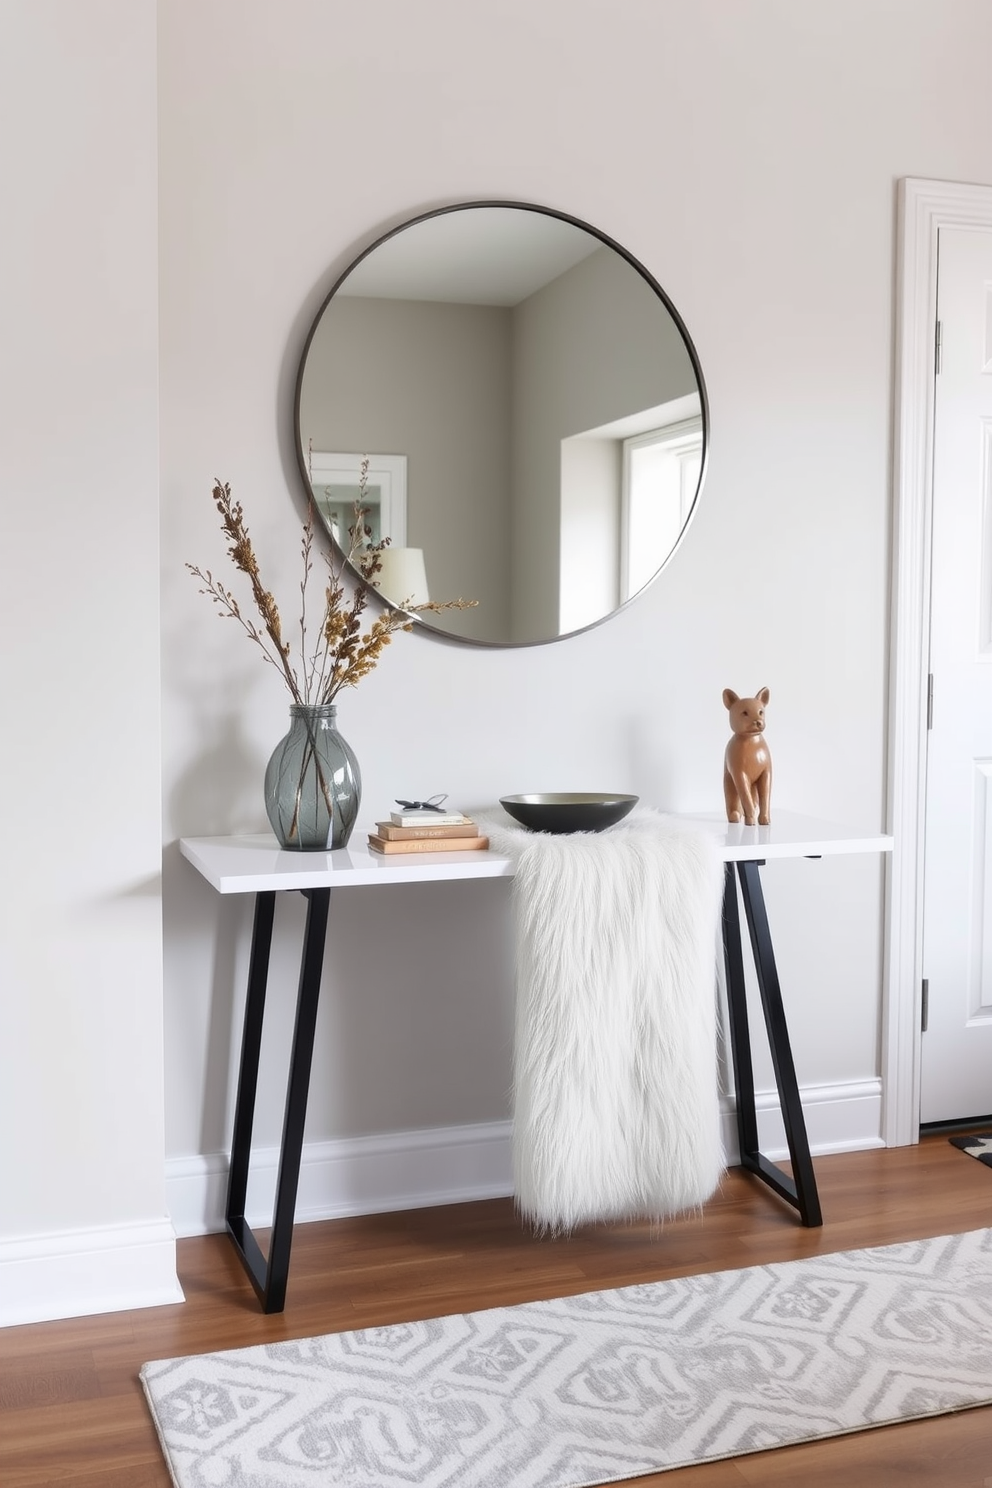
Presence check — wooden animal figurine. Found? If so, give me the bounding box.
[723,686,772,825]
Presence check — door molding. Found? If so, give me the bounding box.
[885,178,992,1144]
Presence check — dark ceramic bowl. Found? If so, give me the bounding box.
[499,792,639,834]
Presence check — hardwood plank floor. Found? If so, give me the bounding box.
[3,1137,992,1486]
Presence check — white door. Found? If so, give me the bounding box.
[920,226,992,1123]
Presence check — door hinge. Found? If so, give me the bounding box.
[927,673,934,730]
[921,978,929,1033]
[935,319,943,375]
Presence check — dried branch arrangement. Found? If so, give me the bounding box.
[187,461,475,705]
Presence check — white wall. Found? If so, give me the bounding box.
[559,436,620,633]
[157,0,992,1229]
[0,0,179,1323]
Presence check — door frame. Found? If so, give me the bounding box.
[885,178,992,1145]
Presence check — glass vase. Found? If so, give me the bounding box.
[264,703,361,851]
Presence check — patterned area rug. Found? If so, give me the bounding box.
[141,1229,992,1488]
[949,1132,992,1167]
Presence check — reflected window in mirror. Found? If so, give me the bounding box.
[295,203,708,647]
[620,407,703,605]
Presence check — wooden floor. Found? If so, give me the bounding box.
[3,1137,992,1486]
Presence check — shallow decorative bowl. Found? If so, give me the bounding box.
[499,792,639,834]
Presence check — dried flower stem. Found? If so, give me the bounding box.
[187,471,476,708]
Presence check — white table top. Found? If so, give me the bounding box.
[674,811,894,863]
[179,810,893,894]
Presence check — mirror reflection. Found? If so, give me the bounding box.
[295,203,707,646]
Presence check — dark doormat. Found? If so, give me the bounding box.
[950,1132,992,1166]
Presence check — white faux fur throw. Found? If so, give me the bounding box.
[481,807,725,1232]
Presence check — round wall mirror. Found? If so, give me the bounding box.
[294,202,708,647]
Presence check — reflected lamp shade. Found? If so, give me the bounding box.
[375,547,430,607]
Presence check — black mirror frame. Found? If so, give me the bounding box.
[293,200,709,648]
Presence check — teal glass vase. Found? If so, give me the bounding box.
[264,703,361,850]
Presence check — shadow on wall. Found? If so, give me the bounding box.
[161,841,251,1156]
[168,705,268,840]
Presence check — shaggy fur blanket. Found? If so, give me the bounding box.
[481,808,725,1231]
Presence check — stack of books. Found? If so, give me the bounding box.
[368,806,489,856]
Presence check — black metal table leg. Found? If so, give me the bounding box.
[226,891,275,1247]
[225,886,331,1312]
[721,864,761,1163]
[722,860,822,1227]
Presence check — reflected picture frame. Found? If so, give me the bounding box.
[309,451,408,549]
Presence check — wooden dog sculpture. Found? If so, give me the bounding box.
[723,686,772,825]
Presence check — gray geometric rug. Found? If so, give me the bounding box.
[141,1229,992,1488]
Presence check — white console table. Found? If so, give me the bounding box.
[180,810,892,1312]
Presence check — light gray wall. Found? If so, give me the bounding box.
[0,0,174,1319]
[158,0,992,1170]
[520,245,697,438]
[301,296,513,641]
[511,245,698,638]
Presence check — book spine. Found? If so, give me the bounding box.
[368,835,489,855]
[389,813,469,827]
[375,823,478,841]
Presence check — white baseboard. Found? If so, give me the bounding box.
[721,1077,884,1163]
[0,1218,184,1328]
[167,1079,883,1238]
[0,1082,882,1329]
[167,1119,514,1237]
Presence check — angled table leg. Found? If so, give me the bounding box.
[225,885,331,1312]
[722,860,822,1227]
